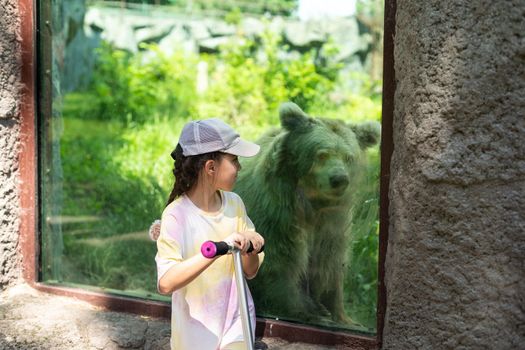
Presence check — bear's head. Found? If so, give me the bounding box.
[276,102,380,203]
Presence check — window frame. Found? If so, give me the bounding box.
[18,0,395,347]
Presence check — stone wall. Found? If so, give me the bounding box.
[0,0,22,289]
[383,1,524,348]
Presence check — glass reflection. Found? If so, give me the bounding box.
[41,0,383,333]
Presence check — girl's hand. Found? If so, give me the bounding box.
[240,231,265,255]
[224,232,250,254]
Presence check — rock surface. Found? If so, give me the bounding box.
[84,6,367,59]
[384,1,525,349]
[0,0,22,291]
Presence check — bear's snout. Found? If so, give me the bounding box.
[329,174,349,189]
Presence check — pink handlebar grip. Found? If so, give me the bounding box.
[201,240,218,258]
[201,240,263,259]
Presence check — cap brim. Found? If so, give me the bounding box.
[222,139,260,157]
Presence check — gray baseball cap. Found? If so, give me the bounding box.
[178,118,260,157]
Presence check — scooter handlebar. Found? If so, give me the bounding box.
[201,240,264,258]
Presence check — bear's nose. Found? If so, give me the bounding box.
[330,174,349,189]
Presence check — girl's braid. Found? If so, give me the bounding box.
[166,144,222,207]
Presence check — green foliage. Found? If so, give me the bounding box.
[60,114,166,236]
[88,25,345,127]
[113,117,186,191]
[90,42,197,124]
[198,29,341,128]
[224,7,242,25]
[309,70,382,123]
[197,39,269,127]
[345,148,380,330]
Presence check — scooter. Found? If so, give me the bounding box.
[201,240,264,350]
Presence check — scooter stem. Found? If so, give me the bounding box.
[232,250,255,350]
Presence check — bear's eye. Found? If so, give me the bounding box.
[317,151,329,161]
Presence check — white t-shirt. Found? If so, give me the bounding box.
[155,190,263,350]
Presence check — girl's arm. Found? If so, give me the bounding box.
[239,231,265,279]
[242,254,262,280]
[158,232,257,294]
[158,254,217,294]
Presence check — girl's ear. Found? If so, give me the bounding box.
[204,159,216,175]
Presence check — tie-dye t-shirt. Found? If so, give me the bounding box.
[155,190,263,350]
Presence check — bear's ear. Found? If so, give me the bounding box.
[279,102,309,131]
[349,121,381,149]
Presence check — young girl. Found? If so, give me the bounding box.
[155,118,265,350]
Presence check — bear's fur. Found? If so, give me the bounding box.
[235,102,380,324]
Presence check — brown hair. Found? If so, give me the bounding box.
[166,144,223,207]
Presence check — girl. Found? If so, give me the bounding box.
[155,118,265,350]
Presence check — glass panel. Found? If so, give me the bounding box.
[40,0,383,334]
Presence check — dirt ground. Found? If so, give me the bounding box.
[0,284,336,350]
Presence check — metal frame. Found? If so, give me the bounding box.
[377,0,396,347]
[18,0,396,347]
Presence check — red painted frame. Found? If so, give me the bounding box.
[19,0,38,284]
[18,0,395,347]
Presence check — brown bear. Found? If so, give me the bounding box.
[234,102,381,325]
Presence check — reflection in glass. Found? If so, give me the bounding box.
[40,0,383,333]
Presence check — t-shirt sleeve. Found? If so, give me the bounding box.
[155,213,183,290]
[238,196,255,232]
[244,211,256,232]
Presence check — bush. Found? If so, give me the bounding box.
[90,43,198,124]
[197,29,343,128]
